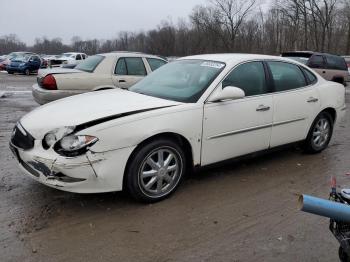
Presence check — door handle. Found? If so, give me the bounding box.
[256,105,270,112]
[307,97,319,103]
[119,79,126,83]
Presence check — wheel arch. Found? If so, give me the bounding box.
[304,107,337,140]
[320,107,337,123]
[122,132,194,189]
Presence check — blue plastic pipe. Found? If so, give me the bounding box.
[299,194,350,222]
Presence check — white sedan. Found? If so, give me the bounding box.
[10,54,346,202]
[32,52,167,104]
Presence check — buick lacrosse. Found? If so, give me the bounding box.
[10,54,346,202]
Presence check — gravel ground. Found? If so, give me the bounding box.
[0,72,350,262]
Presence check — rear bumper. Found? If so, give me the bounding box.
[32,84,84,104]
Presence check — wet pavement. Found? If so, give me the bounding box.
[0,72,350,262]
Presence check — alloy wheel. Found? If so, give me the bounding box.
[138,147,182,197]
[312,117,331,148]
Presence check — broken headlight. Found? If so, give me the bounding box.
[42,126,75,149]
[55,135,98,157]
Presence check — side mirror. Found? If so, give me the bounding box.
[208,86,245,102]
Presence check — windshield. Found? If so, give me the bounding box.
[75,55,104,72]
[59,53,74,58]
[8,52,28,60]
[130,59,225,103]
[13,54,31,62]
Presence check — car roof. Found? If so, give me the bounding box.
[63,52,86,55]
[179,53,295,65]
[99,52,166,60]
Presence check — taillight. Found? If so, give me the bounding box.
[42,74,57,90]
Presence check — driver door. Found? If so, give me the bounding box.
[201,61,274,166]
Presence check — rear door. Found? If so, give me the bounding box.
[112,57,147,89]
[267,61,321,147]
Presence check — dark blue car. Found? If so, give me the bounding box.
[6,54,42,75]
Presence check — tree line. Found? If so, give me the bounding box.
[1,0,349,56]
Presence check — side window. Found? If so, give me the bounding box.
[147,58,167,71]
[268,62,307,91]
[308,55,325,69]
[222,62,267,97]
[325,55,347,71]
[301,67,317,84]
[125,57,146,76]
[76,54,82,60]
[115,58,127,75]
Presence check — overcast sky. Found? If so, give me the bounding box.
[0,0,270,45]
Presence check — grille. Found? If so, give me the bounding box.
[11,123,35,150]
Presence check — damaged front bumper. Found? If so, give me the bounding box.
[10,140,135,193]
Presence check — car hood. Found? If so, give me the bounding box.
[20,89,182,139]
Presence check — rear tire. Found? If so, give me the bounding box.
[304,112,333,154]
[25,69,30,76]
[7,71,14,74]
[125,138,186,203]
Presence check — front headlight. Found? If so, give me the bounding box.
[43,126,98,157]
[60,135,98,152]
[55,135,98,157]
[42,126,75,149]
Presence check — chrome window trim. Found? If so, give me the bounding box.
[205,59,319,105]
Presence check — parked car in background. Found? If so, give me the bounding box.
[0,52,35,71]
[344,56,350,86]
[32,52,168,104]
[6,53,42,75]
[48,52,87,68]
[281,51,349,86]
[11,54,346,202]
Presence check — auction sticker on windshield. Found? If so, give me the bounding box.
[200,61,225,69]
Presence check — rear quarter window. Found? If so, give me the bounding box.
[146,58,167,71]
[301,67,317,84]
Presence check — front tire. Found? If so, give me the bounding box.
[304,111,333,153]
[24,69,30,76]
[126,139,186,202]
